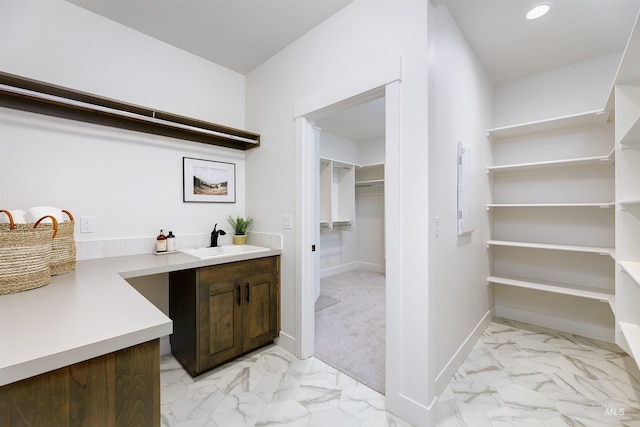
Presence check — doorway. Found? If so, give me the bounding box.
[293,64,402,403]
[313,97,386,393]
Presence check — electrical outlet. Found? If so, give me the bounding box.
[282,214,293,229]
[80,216,95,233]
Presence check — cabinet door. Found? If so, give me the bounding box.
[243,272,278,351]
[199,280,243,371]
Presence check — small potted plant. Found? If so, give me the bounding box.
[227,215,253,245]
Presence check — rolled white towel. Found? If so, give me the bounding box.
[26,206,64,224]
[0,209,28,224]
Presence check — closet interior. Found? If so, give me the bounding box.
[487,17,640,364]
[316,98,386,279]
[312,97,387,393]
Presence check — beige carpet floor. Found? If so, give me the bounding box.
[314,269,386,394]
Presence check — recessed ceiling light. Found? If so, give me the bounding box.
[526,4,551,20]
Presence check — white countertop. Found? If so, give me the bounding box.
[0,247,281,387]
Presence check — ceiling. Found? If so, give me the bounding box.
[315,98,385,142]
[436,0,640,85]
[66,0,354,75]
[316,0,640,140]
[66,0,640,140]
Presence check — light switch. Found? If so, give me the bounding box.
[282,214,293,229]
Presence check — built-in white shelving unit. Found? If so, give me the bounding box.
[319,161,385,229]
[486,102,616,341]
[614,22,640,359]
[612,8,640,361]
[355,163,385,187]
[484,10,640,358]
[319,157,356,229]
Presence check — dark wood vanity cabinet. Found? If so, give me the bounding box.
[169,256,280,377]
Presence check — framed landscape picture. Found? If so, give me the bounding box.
[183,157,236,203]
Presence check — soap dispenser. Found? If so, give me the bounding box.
[156,229,167,253]
[166,231,176,252]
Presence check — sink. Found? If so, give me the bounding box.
[179,245,269,259]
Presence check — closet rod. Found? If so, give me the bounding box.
[356,183,384,187]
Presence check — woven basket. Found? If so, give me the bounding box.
[38,210,76,275]
[0,210,58,295]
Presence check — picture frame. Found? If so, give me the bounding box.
[183,157,236,203]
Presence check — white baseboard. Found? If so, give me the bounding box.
[357,261,385,273]
[320,262,359,278]
[387,392,437,427]
[496,305,615,343]
[434,309,494,392]
[386,309,493,427]
[275,331,297,357]
[319,261,385,278]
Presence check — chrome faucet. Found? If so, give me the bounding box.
[210,223,226,247]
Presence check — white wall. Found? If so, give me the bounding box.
[0,0,248,258]
[357,137,386,271]
[358,136,385,165]
[245,0,431,423]
[356,185,385,270]
[429,4,494,393]
[0,0,244,128]
[493,52,622,127]
[319,132,358,163]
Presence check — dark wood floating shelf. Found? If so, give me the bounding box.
[0,72,260,150]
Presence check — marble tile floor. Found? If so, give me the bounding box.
[435,317,640,426]
[160,344,413,427]
[161,317,640,426]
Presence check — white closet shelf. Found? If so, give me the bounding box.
[619,108,640,146]
[487,240,615,258]
[355,163,384,187]
[619,322,640,361]
[321,158,386,169]
[488,275,614,308]
[620,261,640,288]
[487,110,611,141]
[486,154,614,173]
[319,156,357,168]
[487,203,614,209]
[320,219,353,228]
